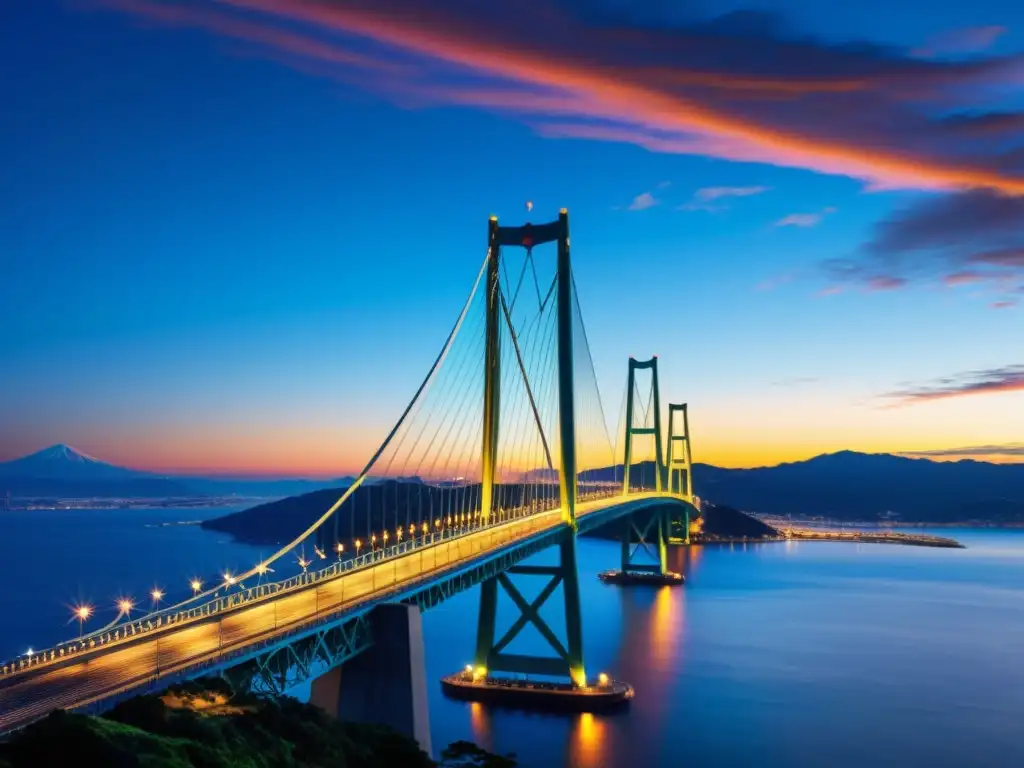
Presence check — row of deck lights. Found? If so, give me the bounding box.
[17,502,556,670]
[64,509,506,637]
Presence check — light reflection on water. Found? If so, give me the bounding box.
[424,531,1024,768]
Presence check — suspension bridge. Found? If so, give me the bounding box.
[0,210,698,745]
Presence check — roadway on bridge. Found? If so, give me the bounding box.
[0,492,669,732]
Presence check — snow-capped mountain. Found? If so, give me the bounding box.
[0,444,147,480]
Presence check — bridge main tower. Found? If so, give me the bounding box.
[599,356,685,585]
[473,209,588,688]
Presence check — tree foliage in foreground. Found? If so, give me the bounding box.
[0,678,516,768]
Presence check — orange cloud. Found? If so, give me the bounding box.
[88,0,1024,195]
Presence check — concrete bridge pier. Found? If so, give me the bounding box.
[310,603,432,755]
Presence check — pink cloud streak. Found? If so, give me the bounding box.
[87,0,1024,195]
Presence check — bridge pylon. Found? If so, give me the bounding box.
[622,356,665,494]
[470,209,588,689]
[666,403,693,544]
[598,356,683,586]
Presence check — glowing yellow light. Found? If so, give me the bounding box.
[355,539,362,552]
[150,589,164,602]
[598,672,609,686]
[117,599,134,615]
[397,528,403,540]
[465,664,473,674]
[421,523,428,533]
[190,579,202,593]
[382,531,389,542]
[256,562,269,575]
[371,534,377,545]
[223,572,236,586]
[409,524,415,534]
[434,519,441,528]
[560,207,568,214]
[336,542,344,554]
[74,605,92,620]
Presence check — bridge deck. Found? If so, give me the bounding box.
[0,492,682,733]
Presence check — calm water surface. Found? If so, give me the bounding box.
[1,510,1022,767]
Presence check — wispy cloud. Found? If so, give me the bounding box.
[867,275,907,291]
[991,299,1017,309]
[626,191,659,211]
[881,364,1024,406]
[696,185,768,202]
[88,0,1024,195]
[944,271,985,287]
[775,206,836,228]
[900,443,1024,459]
[756,272,797,291]
[770,376,819,387]
[828,191,1024,300]
[913,26,1007,58]
[679,185,769,212]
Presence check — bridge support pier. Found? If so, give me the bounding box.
[469,531,586,686]
[310,603,432,755]
[597,509,683,586]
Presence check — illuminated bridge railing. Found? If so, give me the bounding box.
[0,487,628,681]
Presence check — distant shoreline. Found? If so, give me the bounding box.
[3,496,273,511]
[783,528,964,548]
[756,517,1024,530]
[697,530,965,548]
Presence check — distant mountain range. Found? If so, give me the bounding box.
[691,450,1024,523]
[3,445,1024,524]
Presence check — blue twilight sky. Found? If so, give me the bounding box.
[2,0,1023,475]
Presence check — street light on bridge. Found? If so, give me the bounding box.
[72,605,92,639]
[116,598,134,618]
[190,579,203,597]
[150,588,164,611]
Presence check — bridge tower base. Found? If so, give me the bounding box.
[310,603,432,755]
[597,509,683,586]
